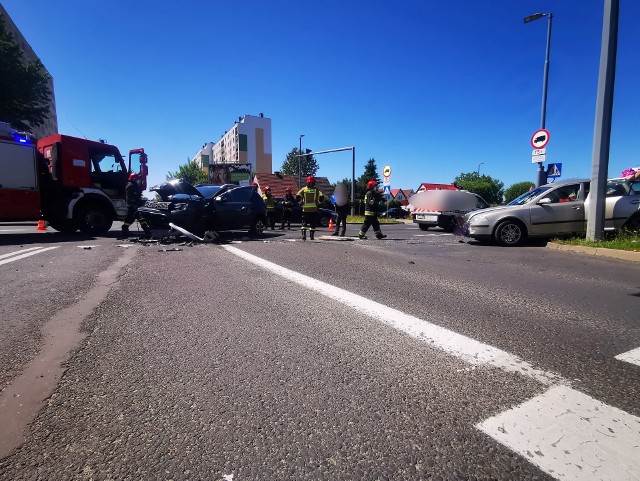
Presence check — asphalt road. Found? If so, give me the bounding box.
[0,221,639,480]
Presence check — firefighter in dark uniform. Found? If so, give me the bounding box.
[262,186,276,230]
[296,175,324,240]
[280,187,296,230]
[358,180,387,240]
[121,173,151,238]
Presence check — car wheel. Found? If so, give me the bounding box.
[623,215,640,234]
[76,203,113,235]
[250,217,266,236]
[494,220,527,247]
[418,223,429,231]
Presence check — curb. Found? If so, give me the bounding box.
[546,242,640,263]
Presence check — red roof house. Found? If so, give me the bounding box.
[416,183,458,192]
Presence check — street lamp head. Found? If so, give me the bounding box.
[300,134,305,139]
[524,13,547,23]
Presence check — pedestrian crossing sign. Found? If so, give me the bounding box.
[546,163,562,178]
[383,185,391,195]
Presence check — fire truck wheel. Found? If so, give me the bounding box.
[48,217,78,234]
[76,203,113,235]
[418,223,429,231]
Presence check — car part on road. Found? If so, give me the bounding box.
[169,222,204,242]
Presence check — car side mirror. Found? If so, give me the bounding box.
[538,198,552,205]
[216,196,227,203]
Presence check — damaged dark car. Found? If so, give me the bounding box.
[137,179,268,236]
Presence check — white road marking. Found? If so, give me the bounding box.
[414,233,453,237]
[0,246,59,266]
[0,246,44,260]
[0,228,28,232]
[224,245,640,480]
[477,385,640,480]
[222,244,560,385]
[615,347,640,367]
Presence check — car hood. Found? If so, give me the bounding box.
[150,179,204,201]
[466,205,513,219]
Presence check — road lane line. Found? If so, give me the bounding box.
[0,246,44,260]
[224,245,640,480]
[477,385,640,480]
[615,347,640,367]
[222,244,560,385]
[222,245,640,481]
[0,229,28,232]
[0,246,59,266]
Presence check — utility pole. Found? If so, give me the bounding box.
[587,0,619,241]
[298,134,304,188]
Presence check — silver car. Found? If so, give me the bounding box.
[464,178,640,246]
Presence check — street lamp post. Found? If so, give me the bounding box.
[298,134,305,188]
[477,162,484,176]
[524,12,553,187]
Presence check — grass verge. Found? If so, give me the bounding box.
[552,231,640,252]
[345,216,402,224]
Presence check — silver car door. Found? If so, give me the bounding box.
[529,183,585,236]
[606,180,640,230]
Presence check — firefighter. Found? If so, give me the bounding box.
[296,175,324,240]
[331,183,351,237]
[262,186,276,230]
[280,187,296,230]
[121,173,151,238]
[358,180,387,240]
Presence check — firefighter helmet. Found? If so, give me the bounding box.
[306,175,315,184]
[367,180,377,189]
[286,187,292,192]
[129,173,140,182]
[265,186,271,191]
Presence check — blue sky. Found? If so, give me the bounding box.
[3,1,639,194]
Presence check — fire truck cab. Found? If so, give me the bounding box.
[0,122,148,234]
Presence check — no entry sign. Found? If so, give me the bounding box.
[531,129,550,149]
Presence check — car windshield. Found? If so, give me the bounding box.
[508,186,551,206]
[196,185,222,199]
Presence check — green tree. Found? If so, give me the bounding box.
[453,172,504,205]
[504,181,535,203]
[0,16,52,131]
[280,147,319,180]
[357,158,381,200]
[166,159,208,185]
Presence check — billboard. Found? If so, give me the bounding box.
[208,163,252,185]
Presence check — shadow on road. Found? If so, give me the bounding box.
[0,231,120,247]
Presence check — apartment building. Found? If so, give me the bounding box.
[192,142,215,169]
[210,114,272,174]
[0,5,58,138]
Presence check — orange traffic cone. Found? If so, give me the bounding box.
[328,218,335,230]
[36,219,47,231]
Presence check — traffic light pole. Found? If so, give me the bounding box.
[295,146,357,216]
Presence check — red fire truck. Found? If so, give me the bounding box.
[0,122,148,234]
